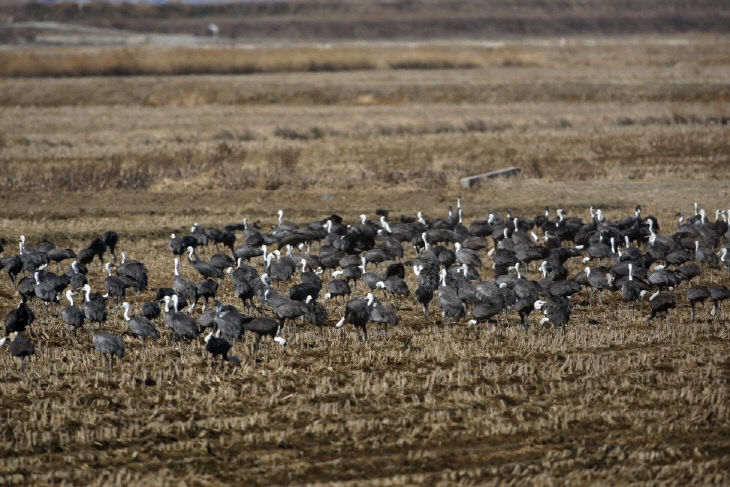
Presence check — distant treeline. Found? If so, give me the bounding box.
[2,1,728,39]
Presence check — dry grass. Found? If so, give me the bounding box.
[0,35,729,485]
[2,35,728,79]
[0,44,544,78]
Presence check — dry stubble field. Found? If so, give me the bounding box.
[0,36,729,485]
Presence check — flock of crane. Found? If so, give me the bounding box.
[1,200,729,374]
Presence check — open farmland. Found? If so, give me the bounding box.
[0,30,730,486]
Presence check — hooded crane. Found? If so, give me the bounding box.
[196,279,219,311]
[1,254,23,289]
[3,298,36,342]
[467,294,505,328]
[619,263,649,307]
[82,284,107,326]
[1,332,35,375]
[116,253,148,301]
[204,327,241,370]
[534,297,573,333]
[324,279,351,302]
[61,290,85,337]
[437,269,466,322]
[141,300,161,321]
[103,231,119,263]
[584,267,614,304]
[19,235,49,273]
[67,261,88,291]
[366,293,398,340]
[121,302,159,350]
[648,291,675,321]
[103,263,130,305]
[687,286,710,321]
[228,259,257,310]
[454,242,482,268]
[211,302,246,343]
[335,296,371,341]
[172,257,197,313]
[34,271,60,308]
[243,317,287,352]
[270,294,314,330]
[93,330,124,374]
[166,295,201,344]
[187,246,224,280]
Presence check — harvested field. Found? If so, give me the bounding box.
[0,28,729,486]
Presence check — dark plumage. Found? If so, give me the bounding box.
[325,279,351,302]
[336,296,371,341]
[534,297,573,331]
[93,330,124,372]
[4,299,35,337]
[172,258,197,312]
[367,295,398,339]
[269,295,313,329]
[289,281,322,302]
[648,267,679,290]
[67,261,88,290]
[122,302,159,347]
[166,296,200,341]
[648,292,675,321]
[695,241,719,267]
[87,237,107,266]
[116,255,149,294]
[103,263,129,304]
[468,295,504,327]
[34,271,60,305]
[141,301,161,321]
[619,263,649,305]
[243,317,286,350]
[2,333,35,374]
[212,303,247,343]
[187,246,224,280]
[437,270,466,322]
[454,242,482,268]
[196,279,219,309]
[204,329,241,368]
[687,286,710,320]
[61,290,85,336]
[415,284,435,317]
[376,275,410,298]
[103,231,119,263]
[584,267,614,303]
[47,248,76,269]
[82,285,107,324]
[1,255,23,288]
[209,253,236,271]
